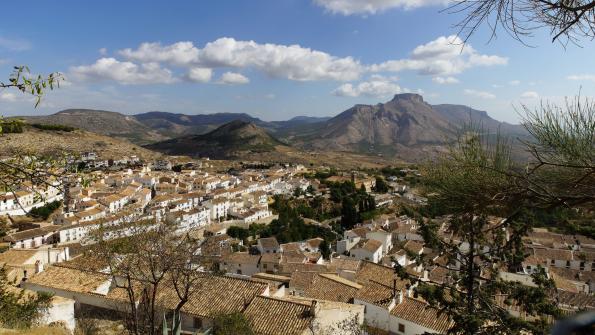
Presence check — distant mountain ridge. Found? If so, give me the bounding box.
[15,94,527,161]
[145,120,286,159]
[289,93,527,158]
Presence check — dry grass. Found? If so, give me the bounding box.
[0,127,162,161]
[0,327,69,335]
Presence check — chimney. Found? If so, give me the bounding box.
[310,300,317,317]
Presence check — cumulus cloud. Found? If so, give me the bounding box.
[186,67,212,83]
[71,35,505,86]
[463,89,496,99]
[567,74,595,82]
[313,0,447,15]
[332,77,401,97]
[218,72,250,85]
[70,58,176,84]
[119,41,200,67]
[520,91,539,99]
[118,37,363,81]
[99,48,108,56]
[0,92,18,102]
[432,76,459,84]
[370,35,507,76]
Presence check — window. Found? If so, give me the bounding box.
[551,259,555,265]
[263,264,268,269]
[398,323,405,333]
[193,318,202,329]
[236,269,242,274]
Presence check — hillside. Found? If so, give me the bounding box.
[134,111,271,138]
[145,120,285,159]
[289,93,527,159]
[0,125,161,160]
[20,109,167,144]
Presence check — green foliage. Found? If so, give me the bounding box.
[211,312,254,335]
[227,226,250,241]
[326,181,377,229]
[380,166,406,177]
[30,123,75,132]
[0,120,24,134]
[341,197,358,229]
[373,176,389,193]
[28,200,61,220]
[264,196,337,244]
[319,239,331,259]
[0,66,62,107]
[0,266,53,329]
[0,216,10,238]
[407,129,561,335]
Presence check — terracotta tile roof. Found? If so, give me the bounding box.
[289,271,319,292]
[26,266,109,295]
[252,273,291,283]
[403,240,424,254]
[360,239,382,253]
[55,253,109,272]
[3,226,59,243]
[390,297,453,333]
[533,248,573,261]
[157,274,268,318]
[328,257,361,272]
[355,280,395,308]
[282,250,308,264]
[244,296,313,335]
[223,252,261,265]
[280,262,328,275]
[556,289,595,310]
[0,249,38,266]
[260,252,282,263]
[303,273,361,303]
[355,261,402,288]
[549,266,595,283]
[259,237,280,249]
[280,242,302,253]
[350,227,369,238]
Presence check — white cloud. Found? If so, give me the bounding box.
[70,58,176,84]
[520,91,539,99]
[509,80,520,86]
[567,74,595,82]
[432,76,459,84]
[0,92,18,102]
[463,89,496,99]
[218,72,250,85]
[186,67,212,83]
[264,93,276,99]
[99,48,108,56]
[0,36,31,51]
[332,77,401,97]
[119,41,200,67]
[370,35,507,76]
[313,0,447,15]
[72,35,504,86]
[119,37,363,81]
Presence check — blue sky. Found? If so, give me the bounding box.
[1,0,593,123]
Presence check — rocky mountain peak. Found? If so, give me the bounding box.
[390,93,424,104]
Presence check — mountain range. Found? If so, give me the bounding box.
[17,94,528,162]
